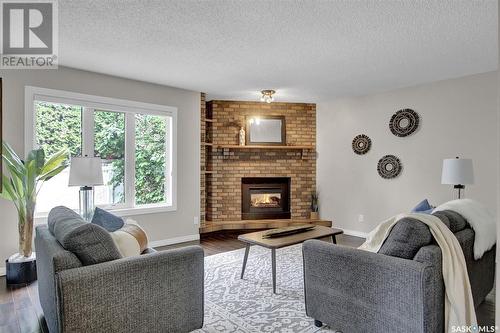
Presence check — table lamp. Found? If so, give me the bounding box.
[441,157,474,199]
[69,157,103,221]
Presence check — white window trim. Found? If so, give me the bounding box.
[25,86,178,218]
[34,205,175,224]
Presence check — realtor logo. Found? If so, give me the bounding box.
[0,0,58,68]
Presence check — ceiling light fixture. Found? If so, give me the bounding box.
[260,90,275,103]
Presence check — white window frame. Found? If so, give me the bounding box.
[25,86,178,219]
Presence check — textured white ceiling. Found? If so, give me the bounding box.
[59,1,497,102]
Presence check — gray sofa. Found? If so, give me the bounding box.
[35,208,204,333]
[302,210,495,333]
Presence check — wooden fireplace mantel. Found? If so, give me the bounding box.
[199,219,332,234]
[214,144,315,150]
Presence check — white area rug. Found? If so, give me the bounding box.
[194,244,335,333]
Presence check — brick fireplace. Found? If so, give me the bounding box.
[201,99,316,224]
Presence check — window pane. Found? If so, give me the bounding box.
[35,101,82,156]
[94,110,125,206]
[135,114,167,205]
[35,101,82,213]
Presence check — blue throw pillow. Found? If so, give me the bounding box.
[411,199,433,214]
[91,208,124,232]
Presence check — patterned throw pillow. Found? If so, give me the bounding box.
[109,219,149,257]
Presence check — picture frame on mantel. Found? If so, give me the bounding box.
[245,115,286,145]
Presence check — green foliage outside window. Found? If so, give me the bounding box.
[35,102,167,205]
[94,110,125,203]
[35,102,82,157]
[135,114,166,205]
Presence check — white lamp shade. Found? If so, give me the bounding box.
[441,158,474,185]
[68,157,104,187]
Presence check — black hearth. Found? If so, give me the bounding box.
[241,177,291,220]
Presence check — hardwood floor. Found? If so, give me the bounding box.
[0,232,494,332]
[0,277,46,333]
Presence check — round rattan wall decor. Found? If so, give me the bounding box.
[377,155,402,179]
[389,108,419,137]
[352,134,371,155]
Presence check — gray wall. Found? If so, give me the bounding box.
[496,3,499,323]
[0,67,201,272]
[317,71,498,236]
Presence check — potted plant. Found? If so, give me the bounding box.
[310,191,319,220]
[1,142,69,286]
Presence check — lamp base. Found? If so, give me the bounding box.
[79,186,95,221]
[453,184,465,199]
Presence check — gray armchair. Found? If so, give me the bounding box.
[35,225,204,333]
[303,240,444,332]
[303,224,495,333]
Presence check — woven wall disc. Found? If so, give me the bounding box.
[352,134,371,155]
[377,155,402,179]
[389,109,419,137]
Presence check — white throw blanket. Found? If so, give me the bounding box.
[433,199,496,260]
[359,213,476,333]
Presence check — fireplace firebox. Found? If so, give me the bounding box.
[241,177,291,220]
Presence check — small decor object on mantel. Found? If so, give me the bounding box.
[352,134,371,155]
[377,155,402,179]
[1,142,69,286]
[239,127,245,146]
[389,108,420,137]
[310,192,319,219]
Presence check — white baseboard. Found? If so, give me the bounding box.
[150,234,200,248]
[342,228,368,239]
[0,266,5,277]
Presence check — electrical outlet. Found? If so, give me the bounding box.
[358,214,364,223]
[193,216,199,225]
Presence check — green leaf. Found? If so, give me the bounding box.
[25,160,37,196]
[8,174,24,199]
[41,149,69,175]
[0,186,13,201]
[2,142,23,166]
[27,149,45,174]
[0,190,12,201]
[2,156,23,182]
[2,142,25,178]
[1,175,18,202]
[39,164,67,181]
[0,142,70,216]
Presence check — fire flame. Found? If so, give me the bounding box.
[253,194,273,205]
[251,194,280,207]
